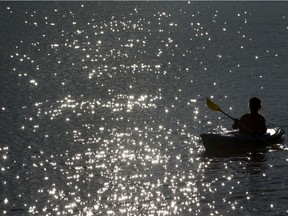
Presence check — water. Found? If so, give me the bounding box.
[1,2,288,215]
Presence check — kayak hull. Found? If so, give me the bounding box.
[200,128,285,153]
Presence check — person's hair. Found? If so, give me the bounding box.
[249,97,261,112]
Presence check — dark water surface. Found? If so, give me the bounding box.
[1,2,288,215]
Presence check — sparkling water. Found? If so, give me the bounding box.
[1,2,288,215]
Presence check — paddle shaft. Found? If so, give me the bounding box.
[219,109,234,121]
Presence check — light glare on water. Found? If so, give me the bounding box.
[1,2,288,216]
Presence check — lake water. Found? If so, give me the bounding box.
[1,1,288,215]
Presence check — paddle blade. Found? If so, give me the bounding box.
[206,98,221,112]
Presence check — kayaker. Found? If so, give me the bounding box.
[232,97,267,135]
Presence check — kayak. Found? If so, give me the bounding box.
[200,127,285,153]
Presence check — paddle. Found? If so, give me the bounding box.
[206,98,235,121]
[206,98,273,146]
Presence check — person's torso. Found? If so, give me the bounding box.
[239,113,265,134]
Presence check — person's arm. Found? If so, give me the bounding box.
[232,118,240,129]
[260,117,267,134]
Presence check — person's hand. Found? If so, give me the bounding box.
[233,118,240,124]
[232,118,240,129]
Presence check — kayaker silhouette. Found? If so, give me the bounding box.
[232,97,267,135]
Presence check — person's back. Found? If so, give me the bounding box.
[238,113,266,135]
[232,97,267,135]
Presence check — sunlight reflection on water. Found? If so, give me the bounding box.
[1,1,288,215]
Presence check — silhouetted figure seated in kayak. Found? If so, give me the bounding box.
[232,97,267,135]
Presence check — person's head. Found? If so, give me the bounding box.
[249,97,262,113]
